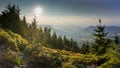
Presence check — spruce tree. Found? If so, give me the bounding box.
[29,17,43,54]
[0,4,22,34]
[51,31,57,48]
[114,34,119,44]
[20,16,29,38]
[90,19,111,55]
[57,36,64,49]
[43,27,51,47]
[80,42,89,54]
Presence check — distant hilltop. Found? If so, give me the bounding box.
[82,26,120,36]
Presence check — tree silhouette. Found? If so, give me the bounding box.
[80,42,89,54]
[90,19,111,55]
[0,4,22,34]
[114,34,119,44]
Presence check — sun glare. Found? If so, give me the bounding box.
[34,7,43,16]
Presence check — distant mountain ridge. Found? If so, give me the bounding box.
[38,24,120,46]
[83,26,120,35]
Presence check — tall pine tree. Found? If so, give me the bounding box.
[90,19,111,55]
[0,4,22,34]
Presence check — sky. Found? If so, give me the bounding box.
[0,0,120,26]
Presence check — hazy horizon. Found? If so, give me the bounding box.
[0,0,120,27]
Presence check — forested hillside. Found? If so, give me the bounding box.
[0,4,120,68]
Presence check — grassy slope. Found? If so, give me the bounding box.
[26,46,99,68]
[0,28,120,68]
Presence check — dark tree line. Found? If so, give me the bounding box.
[0,4,28,38]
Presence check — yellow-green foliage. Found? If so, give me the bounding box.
[5,49,23,65]
[1,28,119,68]
[98,44,120,68]
[8,30,28,45]
[0,28,28,52]
[26,45,99,68]
[26,45,120,68]
[0,28,28,66]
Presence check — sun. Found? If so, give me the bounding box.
[34,7,43,16]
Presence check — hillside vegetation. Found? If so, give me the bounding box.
[0,4,120,68]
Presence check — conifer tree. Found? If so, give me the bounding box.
[63,36,69,50]
[0,4,22,34]
[80,42,89,54]
[114,34,119,44]
[57,36,64,49]
[28,17,43,54]
[43,27,51,47]
[90,19,111,55]
[20,16,29,38]
[51,31,57,48]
